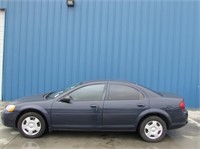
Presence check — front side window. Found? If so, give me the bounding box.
[108,84,143,100]
[68,84,105,101]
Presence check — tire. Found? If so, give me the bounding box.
[17,112,46,138]
[139,116,167,142]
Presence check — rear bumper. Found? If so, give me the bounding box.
[1,110,18,127]
[169,120,188,129]
[169,110,188,129]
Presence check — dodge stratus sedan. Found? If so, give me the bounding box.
[1,81,188,142]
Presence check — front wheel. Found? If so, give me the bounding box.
[139,116,167,142]
[17,112,46,138]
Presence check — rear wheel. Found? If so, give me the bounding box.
[139,116,167,142]
[17,112,46,138]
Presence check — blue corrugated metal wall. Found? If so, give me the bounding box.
[0,0,199,108]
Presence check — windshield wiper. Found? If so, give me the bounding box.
[44,92,54,99]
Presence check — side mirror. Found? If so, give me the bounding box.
[60,96,71,103]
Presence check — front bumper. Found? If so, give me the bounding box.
[1,110,18,127]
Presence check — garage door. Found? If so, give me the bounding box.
[0,10,5,100]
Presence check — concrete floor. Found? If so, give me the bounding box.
[0,108,200,149]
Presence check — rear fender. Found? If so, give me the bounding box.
[136,108,172,128]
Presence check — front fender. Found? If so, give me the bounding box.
[17,105,51,130]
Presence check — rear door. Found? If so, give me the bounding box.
[102,83,149,130]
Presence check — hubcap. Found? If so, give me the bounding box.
[21,116,41,136]
[144,120,163,140]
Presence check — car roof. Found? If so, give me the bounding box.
[80,80,136,85]
[79,80,161,98]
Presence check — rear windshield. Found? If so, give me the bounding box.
[139,85,162,96]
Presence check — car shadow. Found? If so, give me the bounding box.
[46,131,142,140]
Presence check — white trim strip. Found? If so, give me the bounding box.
[188,118,200,127]
[0,10,5,101]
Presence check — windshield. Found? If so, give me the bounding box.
[46,84,78,99]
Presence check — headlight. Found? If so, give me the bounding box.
[6,105,15,112]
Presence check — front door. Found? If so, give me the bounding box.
[51,83,106,130]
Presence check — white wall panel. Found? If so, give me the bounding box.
[0,10,5,100]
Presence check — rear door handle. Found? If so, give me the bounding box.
[137,104,146,107]
[90,105,97,108]
[90,105,99,111]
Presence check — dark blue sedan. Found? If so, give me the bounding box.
[1,81,188,142]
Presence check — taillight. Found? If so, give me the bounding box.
[179,100,185,111]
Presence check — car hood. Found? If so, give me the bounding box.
[12,94,46,104]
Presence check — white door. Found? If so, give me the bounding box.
[0,10,5,100]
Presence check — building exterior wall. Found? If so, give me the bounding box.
[0,9,5,100]
[0,0,199,108]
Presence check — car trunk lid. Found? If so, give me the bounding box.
[158,92,182,98]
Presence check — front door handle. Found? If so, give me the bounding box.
[137,104,146,107]
[90,105,99,111]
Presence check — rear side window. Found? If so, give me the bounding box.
[108,84,143,100]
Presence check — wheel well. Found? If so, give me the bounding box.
[16,109,48,130]
[137,113,170,130]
